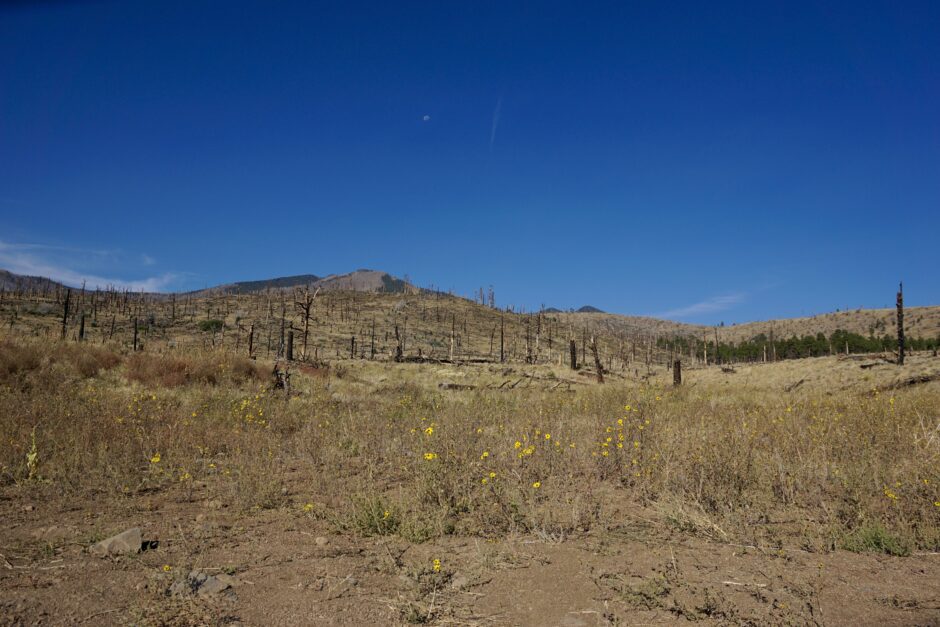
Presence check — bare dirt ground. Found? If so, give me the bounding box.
[2,480,939,626]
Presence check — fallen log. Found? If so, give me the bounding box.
[879,372,940,391]
[784,378,805,392]
[438,382,476,391]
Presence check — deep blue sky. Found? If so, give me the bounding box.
[1,1,938,323]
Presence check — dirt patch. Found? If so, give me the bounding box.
[2,486,939,626]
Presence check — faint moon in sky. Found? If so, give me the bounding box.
[422,115,431,121]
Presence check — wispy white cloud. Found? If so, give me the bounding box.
[0,241,116,257]
[489,96,502,150]
[141,254,156,266]
[656,293,746,320]
[0,240,177,292]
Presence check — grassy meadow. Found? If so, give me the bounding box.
[2,332,938,556]
[2,290,940,624]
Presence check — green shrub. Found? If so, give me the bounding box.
[841,522,912,556]
[198,319,224,332]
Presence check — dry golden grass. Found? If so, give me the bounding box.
[555,305,940,349]
[659,351,940,394]
[702,305,940,344]
[1,334,937,557]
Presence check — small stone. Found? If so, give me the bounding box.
[207,499,223,510]
[198,573,235,597]
[172,570,236,599]
[23,504,34,512]
[450,573,470,590]
[314,536,329,546]
[168,580,189,596]
[89,527,143,557]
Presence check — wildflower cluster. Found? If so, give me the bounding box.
[231,389,269,429]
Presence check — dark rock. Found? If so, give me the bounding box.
[170,570,236,599]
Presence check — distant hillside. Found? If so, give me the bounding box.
[541,305,605,314]
[710,307,940,344]
[559,305,940,346]
[553,311,703,340]
[3,266,937,343]
[194,269,417,296]
[203,274,322,295]
[0,269,65,293]
[315,269,417,294]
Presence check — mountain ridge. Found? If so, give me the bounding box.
[190,269,418,296]
[1,267,938,341]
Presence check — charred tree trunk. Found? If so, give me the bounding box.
[569,339,578,370]
[525,318,531,363]
[714,328,720,366]
[370,318,376,359]
[61,288,71,340]
[590,336,604,383]
[278,301,286,358]
[450,314,456,362]
[673,360,682,386]
[897,281,905,365]
[294,287,319,361]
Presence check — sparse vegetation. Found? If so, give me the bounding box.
[1,288,939,623]
[1,333,937,550]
